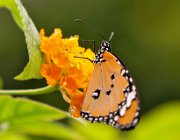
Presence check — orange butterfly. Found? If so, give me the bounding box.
[80,40,140,130]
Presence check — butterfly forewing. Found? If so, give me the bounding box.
[81,42,140,130]
[82,64,102,114]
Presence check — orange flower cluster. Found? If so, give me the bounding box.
[40,28,95,117]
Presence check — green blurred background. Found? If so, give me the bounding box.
[0,0,180,139]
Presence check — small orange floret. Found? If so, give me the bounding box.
[61,76,78,94]
[69,90,85,117]
[40,28,95,118]
[52,52,69,68]
[40,64,61,85]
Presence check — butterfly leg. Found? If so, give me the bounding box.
[74,56,93,63]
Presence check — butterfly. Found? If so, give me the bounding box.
[80,40,140,130]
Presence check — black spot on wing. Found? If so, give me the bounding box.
[106,90,111,95]
[111,74,115,80]
[92,89,101,99]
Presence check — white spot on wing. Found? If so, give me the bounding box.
[133,118,138,126]
[94,118,98,121]
[131,91,136,99]
[119,105,126,116]
[117,60,120,64]
[132,85,136,91]
[127,87,130,92]
[129,77,133,83]
[114,115,119,121]
[88,117,93,121]
[126,91,136,108]
[109,113,113,118]
[121,69,125,75]
[135,112,139,117]
[126,94,132,107]
[99,117,103,121]
[109,119,113,123]
[92,92,98,97]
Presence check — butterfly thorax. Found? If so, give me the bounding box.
[93,40,111,64]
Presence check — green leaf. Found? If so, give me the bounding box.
[9,120,85,140]
[0,95,67,124]
[0,0,43,80]
[0,96,84,140]
[0,0,23,30]
[0,132,29,140]
[127,101,180,140]
[14,0,42,80]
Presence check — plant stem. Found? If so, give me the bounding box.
[0,85,58,95]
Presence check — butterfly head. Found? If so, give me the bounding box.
[94,41,111,63]
[100,40,111,52]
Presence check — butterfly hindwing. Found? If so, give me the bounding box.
[81,41,140,130]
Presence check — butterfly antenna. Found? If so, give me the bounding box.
[108,32,114,42]
[75,19,106,40]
